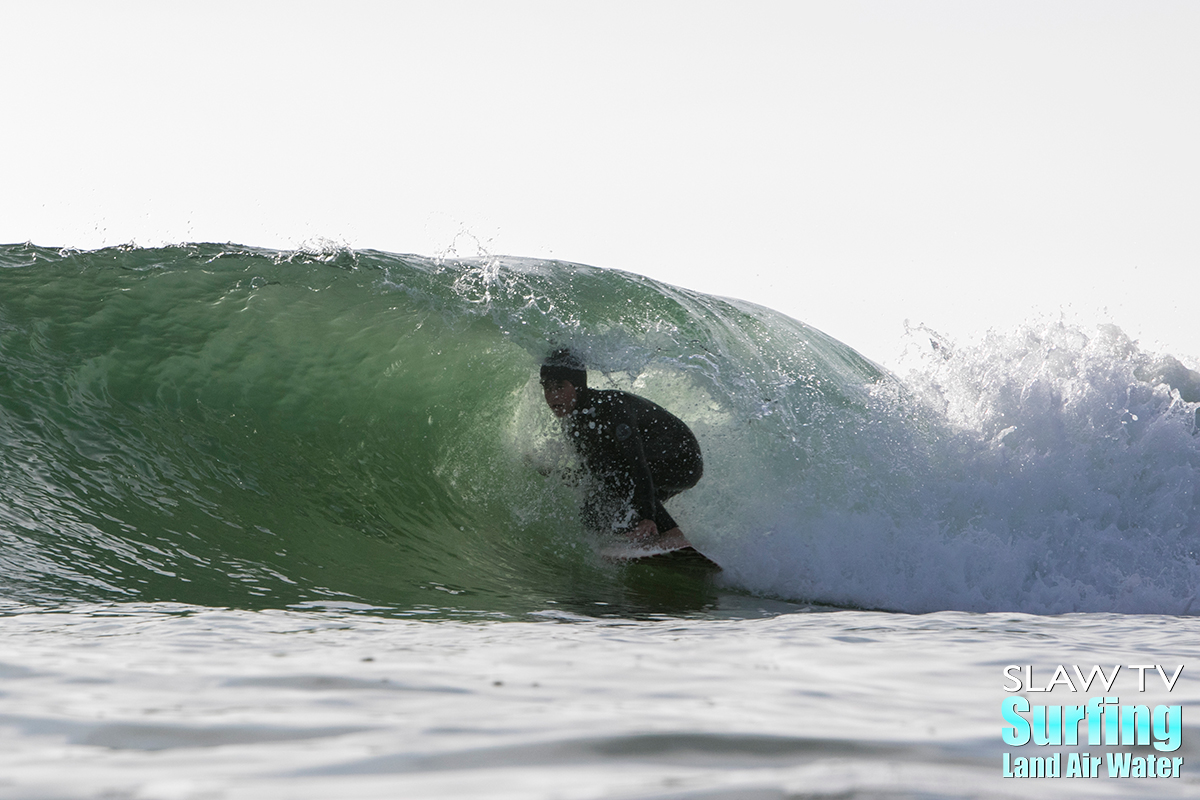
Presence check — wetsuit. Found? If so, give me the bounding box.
[564,388,703,534]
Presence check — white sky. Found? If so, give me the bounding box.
[4,1,1197,365]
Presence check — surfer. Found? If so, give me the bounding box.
[538,348,703,553]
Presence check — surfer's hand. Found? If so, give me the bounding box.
[629,519,659,544]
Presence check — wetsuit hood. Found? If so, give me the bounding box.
[540,348,587,389]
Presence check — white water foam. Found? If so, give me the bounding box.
[703,321,1200,615]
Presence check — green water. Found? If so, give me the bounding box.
[0,243,888,615]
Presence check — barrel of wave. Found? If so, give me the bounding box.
[500,333,904,581]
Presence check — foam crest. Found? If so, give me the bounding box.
[721,321,1200,614]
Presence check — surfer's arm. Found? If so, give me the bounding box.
[523,445,584,483]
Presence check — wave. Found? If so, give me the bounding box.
[1,242,1197,615]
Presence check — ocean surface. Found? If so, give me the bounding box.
[1,242,1198,798]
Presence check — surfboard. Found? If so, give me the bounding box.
[600,545,722,572]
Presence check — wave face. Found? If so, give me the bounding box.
[1,243,1197,615]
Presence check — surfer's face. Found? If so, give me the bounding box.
[542,379,578,418]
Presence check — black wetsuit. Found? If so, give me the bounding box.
[564,388,703,534]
